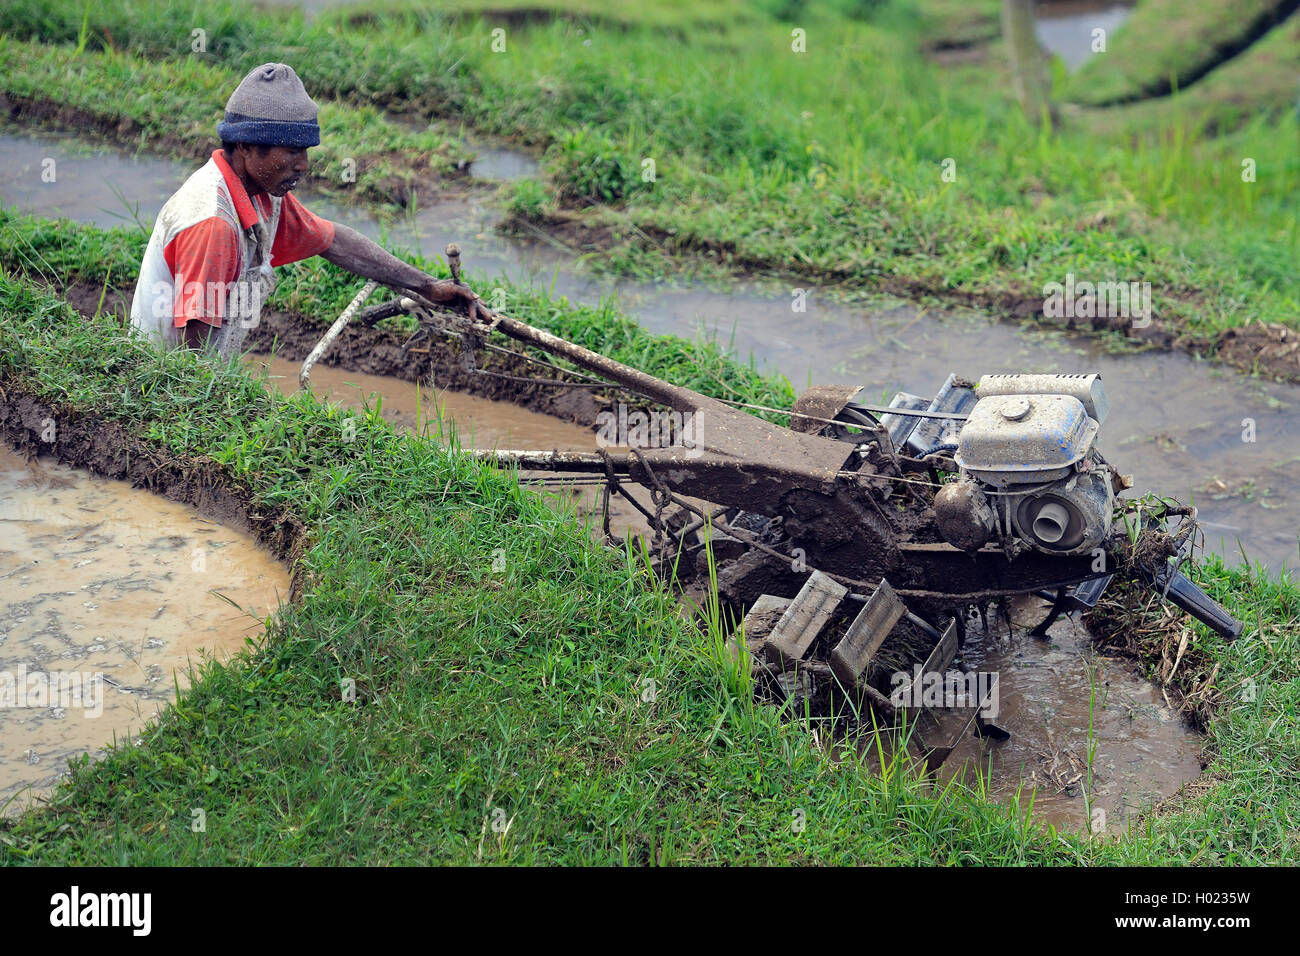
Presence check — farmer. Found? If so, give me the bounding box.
[130,62,483,358]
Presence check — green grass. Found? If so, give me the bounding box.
[0,36,473,209]
[1064,0,1297,106]
[1,0,1296,366]
[1084,11,1300,137]
[0,210,1297,864]
[328,0,768,31]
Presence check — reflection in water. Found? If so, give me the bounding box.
[0,446,288,812]
[1035,2,1134,71]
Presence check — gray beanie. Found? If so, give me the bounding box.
[217,63,320,148]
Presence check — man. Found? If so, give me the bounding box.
[130,62,483,358]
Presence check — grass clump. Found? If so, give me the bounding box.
[1064,0,1298,106]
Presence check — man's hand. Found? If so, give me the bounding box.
[321,224,493,323]
[424,278,489,323]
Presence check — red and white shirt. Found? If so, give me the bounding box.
[130,149,334,352]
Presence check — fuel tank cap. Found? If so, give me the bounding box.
[998,398,1032,421]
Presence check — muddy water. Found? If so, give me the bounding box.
[0,447,288,812]
[0,129,190,231]
[937,595,1202,831]
[3,126,1295,571]
[1035,2,1135,71]
[245,356,655,534]
[248,355,593,448]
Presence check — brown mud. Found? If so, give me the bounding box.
[245,355,663,539]
[1088,577,1227,732]
[45,279,670,539]
[0,385,298,811]
[0,79,1251,835]
[246,307,612,426]
[937,594,1204,831]
[249,355,596,446]
[0,446,289,812]
[0,389,305,581]
[851,594,1207,833]
[54,277,614,427]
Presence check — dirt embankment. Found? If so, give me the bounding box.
[0,92,472,209]
[56,278,617,428]
[0,384,306,599]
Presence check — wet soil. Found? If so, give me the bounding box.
[0,391,304,569]
[245,308,610,426]
[8,120,1300,389]
[245,355,660,538]
[248,354,1208,833]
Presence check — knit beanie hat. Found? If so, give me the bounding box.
[217,63,321,148]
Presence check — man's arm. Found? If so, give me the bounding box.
[320,223,485,319]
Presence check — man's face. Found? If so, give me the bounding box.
[239,144,310,197]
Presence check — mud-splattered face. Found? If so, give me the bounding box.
[230,144,310,197]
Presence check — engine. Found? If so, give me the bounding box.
[932,373,1117,556]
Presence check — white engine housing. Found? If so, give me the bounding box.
[933,375,1114,556]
